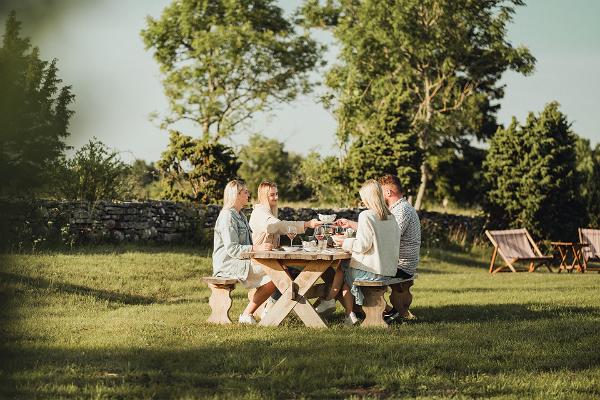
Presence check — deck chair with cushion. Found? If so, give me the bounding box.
[485,228,554,274]
[578,228,600,272]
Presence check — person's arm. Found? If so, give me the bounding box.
[250,206,306,235]
[342,213,374,254]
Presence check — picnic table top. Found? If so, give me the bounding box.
[242,248,351,261]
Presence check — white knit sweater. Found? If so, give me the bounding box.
[342,209,400,276]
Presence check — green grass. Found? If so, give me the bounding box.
[1,246,599,399]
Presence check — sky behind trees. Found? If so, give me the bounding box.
[1,0,598,163]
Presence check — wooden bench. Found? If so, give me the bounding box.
[354,276,414,328]
[202,277,238,324]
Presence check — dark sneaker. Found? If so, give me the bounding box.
[384,311,401,325]
[383,308,397,319]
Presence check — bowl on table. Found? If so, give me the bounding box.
[318,213,336,223]
[302,240,318,252]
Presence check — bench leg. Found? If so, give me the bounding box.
[207,284,235,324]
[360,287,388,328]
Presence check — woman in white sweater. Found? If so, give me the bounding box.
[249,181,321,247]
[331,179,401,325]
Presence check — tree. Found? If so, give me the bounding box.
[0,11,74,197]
[141,0,323,140]
[238,134,310,201]
[586,145,600,228]
[345,126,421,196]
[299,152,353,206]
[484,102,586,241]
[128,159,161,200]
[157,131,240,203]
[427,139,487,207]
[54,138,131,204]
[300,0,535,209]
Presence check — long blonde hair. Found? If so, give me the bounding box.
[257,180,278,216]
[222,180,247,210]
[359,179,391,220]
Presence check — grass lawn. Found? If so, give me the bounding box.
[1,246,599,399]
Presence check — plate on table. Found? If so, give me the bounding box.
[281,246,301,252]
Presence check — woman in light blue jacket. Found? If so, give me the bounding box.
[213,180,274,324]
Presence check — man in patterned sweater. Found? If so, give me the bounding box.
[378,175,421,323]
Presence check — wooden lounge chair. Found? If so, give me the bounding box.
[578,228,600,272]
[485,228,554,274]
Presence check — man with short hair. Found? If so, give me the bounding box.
[378,174,421,323]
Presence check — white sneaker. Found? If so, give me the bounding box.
[344,312,359,326]
[238,314,257,325]
[260,298,276,320]
[315,298,336,314]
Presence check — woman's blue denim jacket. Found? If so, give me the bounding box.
[212,208,253,280]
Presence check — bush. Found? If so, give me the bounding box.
[53,138,131,204]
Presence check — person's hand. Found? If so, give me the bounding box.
[306,219,322,229]
[332,235,345,247]
[336,218,357,230]
[253,243,273,252]
[336,218,350,228]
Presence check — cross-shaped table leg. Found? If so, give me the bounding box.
[256,259,332,328]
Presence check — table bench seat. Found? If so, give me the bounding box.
[202,276,238,324]
[354,276,414,328]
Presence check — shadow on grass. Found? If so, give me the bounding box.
[2,316,600,400]
[4,244,214,257]
[409,302,600,324]
[0,271,168,305]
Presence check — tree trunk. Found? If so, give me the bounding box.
[414,161,428,210]
[414,83,433,211]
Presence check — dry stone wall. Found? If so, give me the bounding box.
[0,200,486,249]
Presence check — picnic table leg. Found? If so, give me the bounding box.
[257,259,330,328]
[288,260,332,328]
[254,259,293,327]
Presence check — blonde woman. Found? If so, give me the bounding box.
[212,180,275,325]
[331,179,401,325]
[249,181,324,315]
[249,180,321,247]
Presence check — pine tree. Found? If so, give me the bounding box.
[484,102,586,240]
[0,11,74,197]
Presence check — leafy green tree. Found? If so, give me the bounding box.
[127,159,160,200]
[0,11,74,197]
[428,140,487,207]
[141,0,323,140]
[157,131,240,203]
[484,102,586,240]
[238,134,310,201]
[586,145,600,227]
[299,152,353,206]
[345,126,421,196]
[300,0,535,209]
[54,138,131,204]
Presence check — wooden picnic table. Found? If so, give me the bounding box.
[241,248,351,328]
[550,242,589,273]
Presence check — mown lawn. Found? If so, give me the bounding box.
[1,246,599,399]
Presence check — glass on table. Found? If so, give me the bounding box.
[314,226,327,250]
[286,225,298,246]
